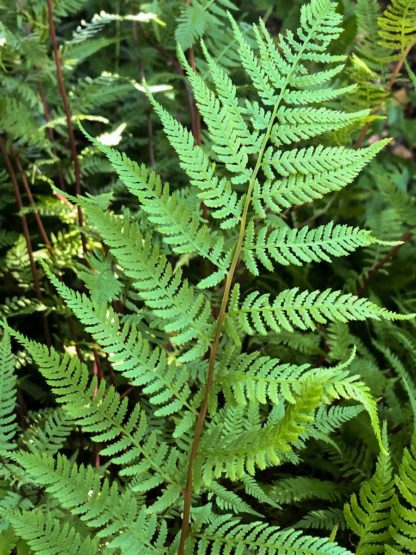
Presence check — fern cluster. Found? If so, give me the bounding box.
[1,0,416,553]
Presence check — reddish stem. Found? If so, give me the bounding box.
[13,151,52,252]
[0,138,51,345]
[46,0,86,252]
[358,231,412,295]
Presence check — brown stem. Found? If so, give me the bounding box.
[358,231,412,296]
[46,0,86,252]
[13,151,52,252]
[0,138,51,346]
[354,45,412,149]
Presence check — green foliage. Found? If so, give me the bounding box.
[0,0,415,552]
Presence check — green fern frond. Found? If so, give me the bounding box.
[355,0,392,68]
[188,512,353,554]
[12,451,167,550]
[43,266,198,426]
[267,476,345,505]
[378,0,416,53]
[175,0,237,50]
[208,481,261,516]
[242,221,389,275]
[82,202,214,361]
[387,433,416,553]
[227,285,412,337]
[80,130,231,286]
[200,379,324,482]
[5,508,99,555]
[3,326,184,503]
[22,408,74,456]
[0,330,17,453]
[344,442,394,553]
[295,508,346,531]
[253,140,389,215]
[144,93,244,229]
[215,351,313,405]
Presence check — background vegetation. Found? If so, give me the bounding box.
[0,0,415,553]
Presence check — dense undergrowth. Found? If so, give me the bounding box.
[0,0,416,553]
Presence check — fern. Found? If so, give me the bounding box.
[5,509,99,555]
[187,512,353,554]
[175,0,237,50]
[227,286,411,338]
[378,0,416,53]
[388,433,416,553]
[242,221,392,275]
[3,325,184,509]
[344,440,394,553]
[0,330,17,454]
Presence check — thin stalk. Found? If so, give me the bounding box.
[13,151,52,252]
[0,138,51,346]
[178,25,314,550]
[46,0,86,252]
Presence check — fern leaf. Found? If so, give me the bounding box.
[254,140,389,215]
[388,433,416,553]
[200,380,324,482]
[145,93,244,229]
[243,221,388,275]
[175,0,237,50]
[228,285,413,337]
[189,513,353,554]
[12,451,166,550]
[44,266,198,423]
[178,45,254,185]
[378,0,416,52]
[6,509,99,555]
[0,330,17,453]
[23,408,74,456]
[80,131,231,286]
[82,203,214,361]
[344,444,394,553]
[4,326,183,502]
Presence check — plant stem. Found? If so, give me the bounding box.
[13,151,52,252]
[0,138,51,346]
[358,231,412,295]
[46,0,86,252]
[178,24,311,547]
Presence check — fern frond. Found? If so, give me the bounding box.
[82,203,214,361]
[355,0,391,68]
[215,351,313,405]
[188,512,353,554]
[295,508,346,531]
[344,444,394,553]
[228,285,412,337]
[175,0,237,50]
[243,221,388,275]
[80,132,231,287]
[387,433,416,553]
[144,94,244,229]
[4,327,184,502]
[200,380,324,482]
[253,140,389,215]
[23,408,74,456]
[44,266,198,425]
[6,508,99,555]
[378,0,416,52]
[269,106,369,146]
[267,476,345,505]
[12,451,167,550]
[0,330,17,453]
